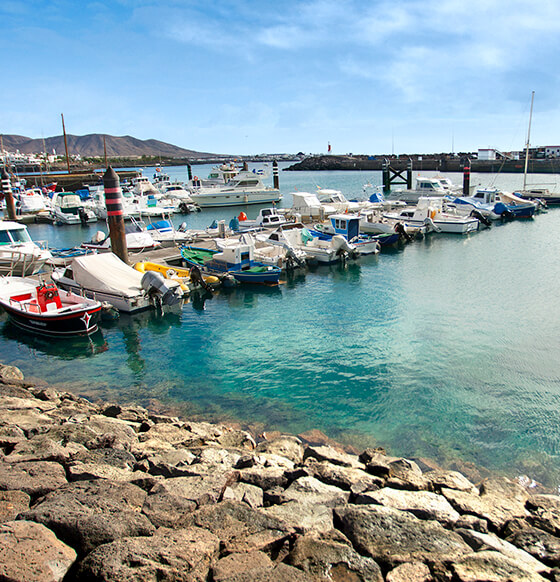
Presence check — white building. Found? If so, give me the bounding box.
[478,149,497,161]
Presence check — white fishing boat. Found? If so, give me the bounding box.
[0,221,53,276]
[215,232,306,270]
[50,192,97,225]
[358,208,427,237]
[262,222,358,264]
[52,252,182,313]
[384,197,479,234]
[14,188,52,223]
[189,169,281,208]
[236,207,288,231]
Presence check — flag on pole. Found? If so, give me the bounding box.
[328,142,331,153]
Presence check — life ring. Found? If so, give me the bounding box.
[44,289,55,300]
[193,176,199,181]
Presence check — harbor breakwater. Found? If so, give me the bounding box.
[287,155,560,174]
[2,364,560,581]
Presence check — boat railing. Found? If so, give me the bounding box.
[1,248,42,276]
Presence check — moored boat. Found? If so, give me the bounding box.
[0,277,102,336]
[180,244,282,285]
[52,253,183,313]
[0,221,53,276]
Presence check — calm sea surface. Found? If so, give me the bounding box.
[3,163,560,487]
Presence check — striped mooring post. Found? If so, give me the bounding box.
[1,169,16,220]
[462,158,471,197]
[273,160,279,190]
[103,166,128,264]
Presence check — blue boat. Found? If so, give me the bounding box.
[180,244,282,285]
[310,214,399,254]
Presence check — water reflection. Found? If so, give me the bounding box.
[219,284,282,308]
[1,321,108,359]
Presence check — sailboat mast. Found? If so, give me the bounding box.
[61,113,71,174]
[523,91,535,191]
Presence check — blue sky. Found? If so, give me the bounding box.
[1,0,559,156]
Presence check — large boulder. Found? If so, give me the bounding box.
[256,435,304,464]
[356,487,461,525]
[334,504,471,568]
[442,477,529,531]
[212,551,315,582]
[0,460,67,499]
[506,524,560,567]
[451,550,549,582]
[281,476,350,507]
[76,526,219,582]
[0,520,76,582]
[179,500,294,554]
[0,490,30,523]
[19,479,155,555]
[288,530,383,581]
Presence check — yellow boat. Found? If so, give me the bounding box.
[133,261,220,293]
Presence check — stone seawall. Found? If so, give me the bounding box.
[1,362,560,581]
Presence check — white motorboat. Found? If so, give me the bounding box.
[50,192,97,225]
[236,207,288,231]
[215,232,306,270]
[0,221,53,276]
[14,188,52,223]
[262,222,358,264]
[81,219,161,252]
[131,175,159,197]
[383,197,479,234]
[52,252,182,313]
[385,176,462,204]
[358,208,426,237]
[316,188,361,213]
[189,169,281,207]
[288,192,338,220]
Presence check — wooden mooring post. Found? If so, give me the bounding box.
[382,159,413,194]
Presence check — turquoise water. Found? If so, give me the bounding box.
[3,164,560,487]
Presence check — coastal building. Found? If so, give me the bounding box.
[544,146,560,158]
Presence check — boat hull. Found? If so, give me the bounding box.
[1,303,101,336]
[190,190,281,208]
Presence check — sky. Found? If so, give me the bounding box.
[1,0,560,156]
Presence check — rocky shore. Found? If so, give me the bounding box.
[1,363,560,581]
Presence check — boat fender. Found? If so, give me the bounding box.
[134,262,146,273]
[430,209,437,219]
[92,231,107,244]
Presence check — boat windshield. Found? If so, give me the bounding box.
[0,228,32,244]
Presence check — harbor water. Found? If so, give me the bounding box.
[2,164,560,488]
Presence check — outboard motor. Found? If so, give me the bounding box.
[78,206,88,226]
[178,222,188,232]
[141,271,182,307]
[190,265,212,293]
[424,217,441,233]
[332,235,358,261]
[394,222,412,242]
[470,209,491,228]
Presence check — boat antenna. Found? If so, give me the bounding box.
[523,91,535,191]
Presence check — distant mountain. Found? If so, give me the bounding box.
[0,134,220,159]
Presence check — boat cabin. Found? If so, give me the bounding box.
[325,214,360,240]
[472,188,498,205]
[213,244,254,268]
[0,222,34,245]
[415,178,449,193]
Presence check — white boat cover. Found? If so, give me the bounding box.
[71,253,143,298]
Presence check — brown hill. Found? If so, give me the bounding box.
[0,134,220,159]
